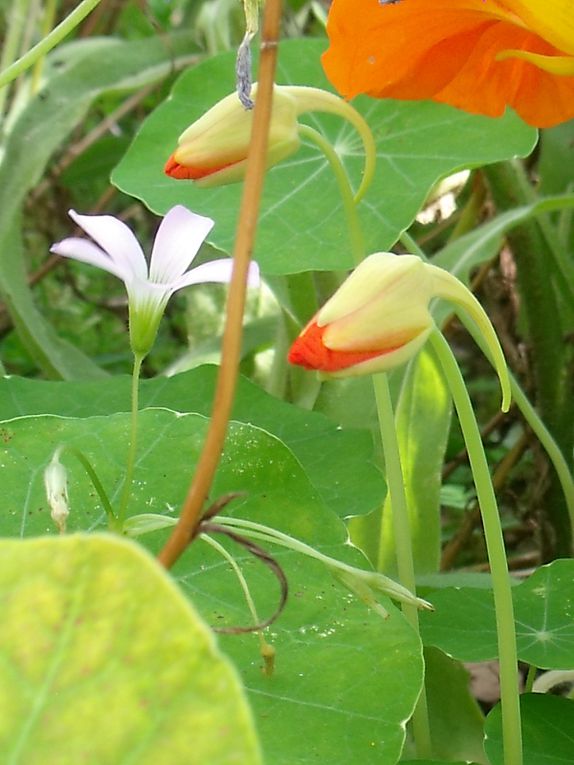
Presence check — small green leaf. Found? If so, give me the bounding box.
[484,694,574,765]
[0,534,261,764]
[419,560,574,668]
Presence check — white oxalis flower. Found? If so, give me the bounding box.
[51,205,259,356]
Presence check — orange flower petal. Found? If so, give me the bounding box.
[323,0,574,127]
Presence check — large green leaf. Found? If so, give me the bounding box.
[112,39,536,275]
[484,694,574,765]
[419,559,574,668]
[0,33,197,379]
[1,409,423,765]
[0,533,261,764]
[0,367,384,519]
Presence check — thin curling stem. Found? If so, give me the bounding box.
[158,0,283,569]
[430,329,522,765]
[290,87,376,203]
[298,124,365,265]
[400,229,574,543]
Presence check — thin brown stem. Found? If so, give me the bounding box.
[158,0,282,569]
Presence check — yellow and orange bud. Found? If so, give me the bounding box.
[165,85,299,185]
[165,84,376,195]
[289,252,511,411]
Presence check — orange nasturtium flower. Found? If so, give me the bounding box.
[322,0,574,128]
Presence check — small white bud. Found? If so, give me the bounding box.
[44,448,69,534]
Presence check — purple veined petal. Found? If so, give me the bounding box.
[68,209,148,281]
[50,237,130,282]
[171,259,260,291]
[149,205,215,284]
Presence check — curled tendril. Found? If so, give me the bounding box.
[200,521,288,634]
[193,493,288,634]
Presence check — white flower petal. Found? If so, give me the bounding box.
[171,259,259,291]
[50,238,129,281]
[68,209,148,280]
[149,205,214,284]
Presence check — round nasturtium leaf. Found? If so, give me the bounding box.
[484,693,574,765]
[0,534,261,765]
[419,559,574,669]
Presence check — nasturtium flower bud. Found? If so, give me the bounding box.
[289,252,511,411]
[165,84,375,194]
[44,448,69,534]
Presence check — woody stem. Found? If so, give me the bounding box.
[158,0,282,569]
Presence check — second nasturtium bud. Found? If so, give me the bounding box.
[289,252,511,411]
[165,84,375,194]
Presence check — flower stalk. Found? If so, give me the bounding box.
[117,352,144,528]
[430,329,522,765]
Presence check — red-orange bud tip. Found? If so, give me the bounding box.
[164,153,239,181]
[288,321,396,373]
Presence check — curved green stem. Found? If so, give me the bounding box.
[117,353,143,527]
[201,533,262,628]
[400,229,574,545]
[510,378,574,539]
[291,87,376,203]
[298,124,366,265]
[0,0,103,90]
[430,330,522,765]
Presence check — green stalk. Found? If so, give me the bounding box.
[372,373,433,757]
[523,664,536,695]
[297,124,365,265]
[31,0,58,93]
[0,0,30,122]
[0,0,103,90]
[430,330,522,765]
[117,353,143,527]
